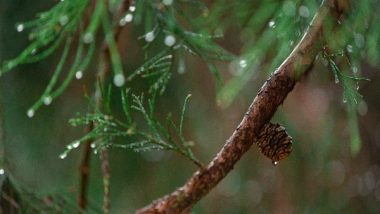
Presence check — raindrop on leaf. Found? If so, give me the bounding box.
[75,70,83,79]
[59,15,69,26]
[164,35,176,47]
[145,31,155,42]
[83,33,94,44]
[27,109,35,118]
[16,24,24,32]
[59,153,67,159]
[72,141,80,148]
[114,73,126,87]
[43,96,52,105]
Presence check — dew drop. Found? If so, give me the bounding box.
[31,48,37,55]
[164,35,176,47]
[272,161,278,166]
[72,141,80,148]
[0,168,4,175]
[299,5,310,18]
[334,74,340,84]
[43,96,52,105]
[129,5,136,12]
[124,14,133,22]
[354,33,365,48]
[145,31,155,42]
[343,97,347,103]
[352,66,358,73]
[268,20,276,28]
[66,144,73,150]
[75,70,83,79]
[120,14,133,26]
[162,0,173,6]
[83,32,94,44]
[113,73,126,87]
[346,45,353,53]
[16,24,24,32]
[239,59,247,68]
[27,109,35,118]
[59,15,69,26]
[59,153,67,159]
[91,143,96,148]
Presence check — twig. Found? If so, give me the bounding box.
[136,0,347,213]
[77,0,130,212]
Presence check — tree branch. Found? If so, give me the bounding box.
[136,0,346,213]
[78,0,130,211]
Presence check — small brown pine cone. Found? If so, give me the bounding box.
[256,122,292,164]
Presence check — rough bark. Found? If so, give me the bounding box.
[137,0,346,213]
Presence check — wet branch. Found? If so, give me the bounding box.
[136,0,347,213]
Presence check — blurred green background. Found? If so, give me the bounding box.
[1,0,380,213]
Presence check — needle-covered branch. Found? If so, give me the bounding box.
[137,0,347,213]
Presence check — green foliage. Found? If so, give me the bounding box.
[322,50,370,154]
[63,90,203,168]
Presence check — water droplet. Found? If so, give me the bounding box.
[164,35,176,47]
[113,73,125,87]
[59,15,69,26]
[145,31,155,42]
[72,141,80,148]
[59,153,67,159]
[83,32,94,44]
[162,0,173,6]
[43,96,52,105]
[239,59,247,68]
[268,20,276,28]
[343,97,347,103]
[0,168,4,175]
[66,144,73,150]
[354,33,365,48]
[16,24,24,32]
[75,70,83,79]
[352,66,358,73]
[346,44,353,53]
[27,109,35,118]
[129,5,136,12]
[31,48,37,55]
[119,14,133,26]
[91,143,96,148]
[334,74,340,83]
[299,5,310,18]
[272,161,278,166]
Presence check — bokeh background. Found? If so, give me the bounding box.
[1,0,380,213]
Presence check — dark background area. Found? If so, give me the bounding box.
[1,0,380,213]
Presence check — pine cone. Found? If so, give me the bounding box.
[256,122,292,164]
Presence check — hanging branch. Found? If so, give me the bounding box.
[136,0,348,213]
[78,0,130,212]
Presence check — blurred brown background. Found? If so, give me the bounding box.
[1,0,380,213]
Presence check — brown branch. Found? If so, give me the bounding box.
[77,0,130,212]
[136,0,346,213]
